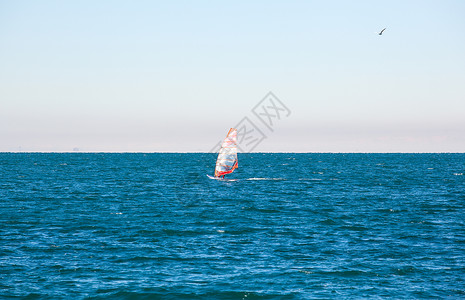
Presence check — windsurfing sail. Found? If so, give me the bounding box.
[214,128,238,177]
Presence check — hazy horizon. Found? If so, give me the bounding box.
[2,151,464,154]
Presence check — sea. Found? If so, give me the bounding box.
[1,153,464,299]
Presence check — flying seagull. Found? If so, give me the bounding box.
[378,28,386,35]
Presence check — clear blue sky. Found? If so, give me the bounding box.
[1,0,464,152]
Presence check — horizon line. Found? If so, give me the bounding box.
[1,151,464,154]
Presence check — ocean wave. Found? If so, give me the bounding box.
[246,178,286,181]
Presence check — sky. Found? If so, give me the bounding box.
[1,0,464,152]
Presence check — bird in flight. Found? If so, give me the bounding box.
[378,28,386,35]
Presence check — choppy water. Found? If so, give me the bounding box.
[1,153,464,299]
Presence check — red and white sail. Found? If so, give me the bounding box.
[214,128,238,177]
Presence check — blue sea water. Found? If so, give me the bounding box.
[1,153,464,299]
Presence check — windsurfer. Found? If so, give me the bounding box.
[213,128,238,180]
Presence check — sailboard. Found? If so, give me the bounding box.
[214,128,238,178]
